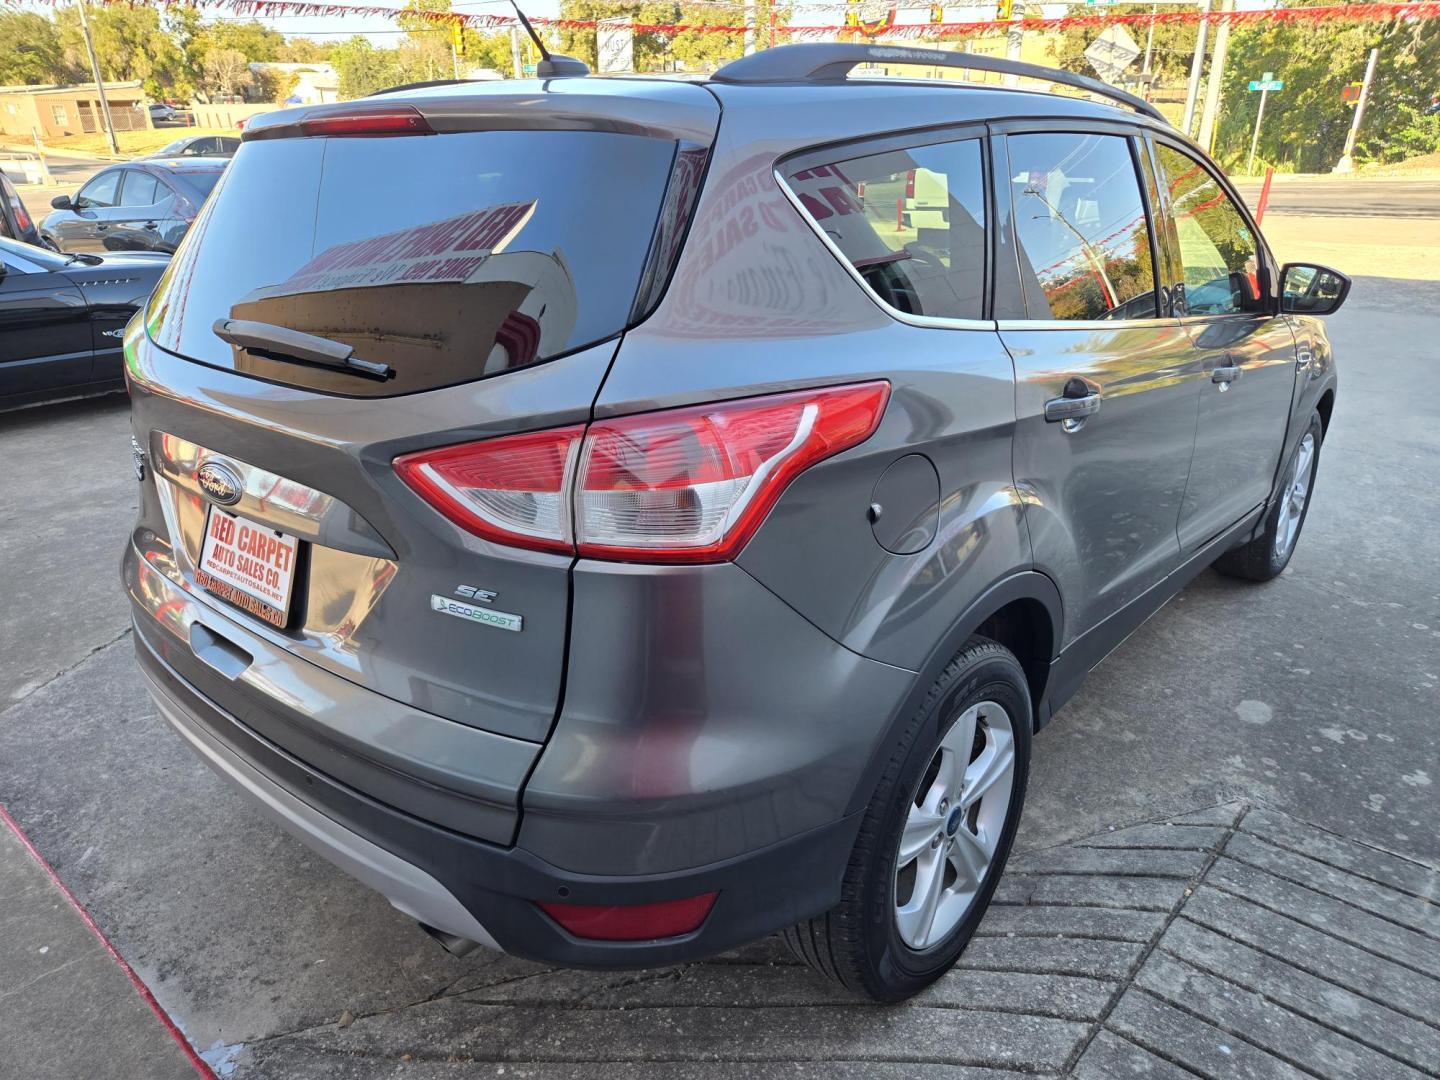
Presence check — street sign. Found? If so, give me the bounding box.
[523,63,537,75]
[1248,71,1284,92]
[1084,25,1142,83]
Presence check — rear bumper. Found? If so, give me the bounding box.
[135,626,862,965]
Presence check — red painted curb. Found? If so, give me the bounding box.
[0,803,219,1080]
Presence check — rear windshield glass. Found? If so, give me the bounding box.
[168,169,222,202]
[146,130,678,396]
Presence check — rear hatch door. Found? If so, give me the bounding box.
[131,82,718,746]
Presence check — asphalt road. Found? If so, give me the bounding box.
[0,230,1436,1075]
[1234,176,1440,218]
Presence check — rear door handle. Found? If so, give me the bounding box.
[1211,365,1240,387]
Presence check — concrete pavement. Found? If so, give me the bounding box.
[0,228,1436,1075]
[0,813,196,1080]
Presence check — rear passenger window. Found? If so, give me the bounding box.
[1007,132,1158,321]
[120,171,160,207]
[784,139,986,321]
[1153,143,1262,316]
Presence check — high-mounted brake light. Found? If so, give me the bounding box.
[394,382,890,563]
[298,105,434,138]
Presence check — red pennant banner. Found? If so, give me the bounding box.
[11,0,1440,41]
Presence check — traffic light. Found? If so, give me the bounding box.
[452,21,466,58]
[997,0,1014,20]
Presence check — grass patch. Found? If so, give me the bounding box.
[39,128,237,158]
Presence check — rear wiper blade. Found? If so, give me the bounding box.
[211,318,393,381]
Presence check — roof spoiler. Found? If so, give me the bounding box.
[711,44,1167,126]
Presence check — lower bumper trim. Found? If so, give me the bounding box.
[144,664,501,951]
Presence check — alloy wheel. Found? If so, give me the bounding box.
[894,700,1016,950]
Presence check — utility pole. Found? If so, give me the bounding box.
[1181,0,1211,137]
[743,0,756,56]
[1196,0,1232,153]
[1142,2,1158,77]
[1246,83,1269,174]
[1335,47,1379,173]
[1004,0,1024,88]
[74,1,119,156]
[509,26,523,78]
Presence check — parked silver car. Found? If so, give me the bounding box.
[121,44,1345,1001]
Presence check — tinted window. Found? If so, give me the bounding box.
[217,138,240,154]
[1154,143,1261,316]
[1008,132,1158,321]
[146,130,681,397]
[78,170,121,208]
[167,168,222,203]
[120,170,160,207]
[785,138,986,321]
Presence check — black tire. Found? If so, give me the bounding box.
[782,638,1032,1002]
[1214,410,1323,582]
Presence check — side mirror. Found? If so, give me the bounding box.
[1281,263,1350,316]
[50,194,72,210]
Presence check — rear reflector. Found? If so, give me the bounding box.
[394,382,890,563]
[298,105,434,138]
[537,892,718,941]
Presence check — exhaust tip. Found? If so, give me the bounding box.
[417,922,481,958]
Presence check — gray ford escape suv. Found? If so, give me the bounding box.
[122,43,1346,1001]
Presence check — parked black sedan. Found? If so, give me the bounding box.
[147,134,239,158]
[0,236,169,409]
[40,158,226,254]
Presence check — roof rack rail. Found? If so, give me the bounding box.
[710,44,1167,126]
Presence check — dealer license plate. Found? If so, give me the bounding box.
[196,506,300,628]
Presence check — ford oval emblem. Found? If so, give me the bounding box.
[197,460,244,506]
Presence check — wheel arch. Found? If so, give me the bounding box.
[844,570,1063,818]
[1316,386,1335,439]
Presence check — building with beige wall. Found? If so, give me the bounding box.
[0,82,150,141]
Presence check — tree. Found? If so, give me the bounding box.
[332,36,410,99]
[253,66,301,104]
[55,3,188,98]
[1212,3,1440,171]
[1048,3,1198,85]
[0,11,72,86]
[200,19,285,64]
[277,37,332,63]
[553,0,753,72]
[202,46,253,100]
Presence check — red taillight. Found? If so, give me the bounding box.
[394,383,889,563]
[298,105,434,138]
[905,169,916,199]
[14,204,31,232]
[394,426,584,554]
[576,383,890,562]
[538,893,717,941]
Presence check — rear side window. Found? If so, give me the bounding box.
[146,130,681,396]
[783,138,986,321]
[1007,132,1158,322]
[121,171,160,207]
[1153,143,1261,316]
